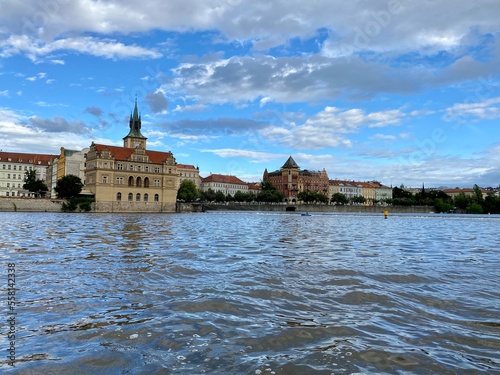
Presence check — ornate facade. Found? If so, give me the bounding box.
[263,156,329,203]
[84,101,178,212]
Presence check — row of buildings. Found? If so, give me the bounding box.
[2,101,488,212]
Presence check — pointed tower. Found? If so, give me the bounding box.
[123,99,147,149]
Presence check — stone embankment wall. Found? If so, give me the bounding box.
[0,198,433,214]
[94,201,176,213]
[201,203,434,214]
[0,198,64,212]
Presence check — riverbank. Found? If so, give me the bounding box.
[1,197,433,213]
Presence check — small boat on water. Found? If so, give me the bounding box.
[301,213,311,216]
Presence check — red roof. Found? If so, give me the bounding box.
[202,174,246,185]
[177,163,197,169]
[92,144,172,164]
[0,151,58,165]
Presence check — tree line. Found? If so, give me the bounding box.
[179,180,500,214]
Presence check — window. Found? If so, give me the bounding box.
[117,192,122,201]
[7,174,10,179]
[145,166,149,172]
[8,165,11,170]
[116,177,124,185]
[154,179,160,187]
[154,194,159,202]
[128,193,133,201]
[6,192,9,196]
[7,183,10,188]
[136,193,140,201]
[117,163,123,170]
[129,165,134,170]
[102,176,108,184]
[154,167,160,173]
[137,165,141,171]
[136,177,142,187]
[144,177,149,188]
[144,193,148,202]
[13,166,17,170]
[128,176,134,186]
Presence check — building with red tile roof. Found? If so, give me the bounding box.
[263,156,329,203]
[84,100,178,212]
[177,163,201,189]
[0,151,58,197]
[201,173,249,196]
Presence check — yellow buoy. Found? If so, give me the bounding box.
[384,210,388,219]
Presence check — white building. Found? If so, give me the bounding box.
[0,151,57,197]
[201,174,248,196]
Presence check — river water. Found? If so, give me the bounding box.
[1,211,499,374]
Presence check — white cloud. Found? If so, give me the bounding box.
[201,148,285,162]
[260,106,406,150]
[443,96,500,121]
[0,35,161,61]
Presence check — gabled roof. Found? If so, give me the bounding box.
[202,173,246,185]
[281,156,300,169]
[177,163,197,170]
[92,144,172,164]
[0,151,58,165]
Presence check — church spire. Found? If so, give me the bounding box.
[123,98,147,148]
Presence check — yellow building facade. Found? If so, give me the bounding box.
[84,101,178,212]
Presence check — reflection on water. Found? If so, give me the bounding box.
[1,212,499,374]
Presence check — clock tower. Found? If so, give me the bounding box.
[123,99,147,149]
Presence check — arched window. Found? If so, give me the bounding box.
[144,193,148,202]
[144,177,150,188]
[136,177,142,187]
[136,193,141,201]
[128,193,133,201]
[117,192,122,201]
[154,194,159,202]
[128,176,134,186]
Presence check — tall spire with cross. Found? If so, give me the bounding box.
[123,98,147,148]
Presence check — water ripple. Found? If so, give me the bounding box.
[1,211,499,374]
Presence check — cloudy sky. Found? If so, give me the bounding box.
[1,0,499,187]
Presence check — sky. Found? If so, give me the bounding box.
[1,0,499,188]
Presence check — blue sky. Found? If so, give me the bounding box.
[1,0,499,188]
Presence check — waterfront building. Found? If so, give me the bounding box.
[84,101,178,212]
[329,180,363,201]
[200,174,248,196]
[177,163,201,189]
[442,188,489,200]
[247,182,261,196]
[46,147,89,198]
[0,151,57,197]
[263,156,329,203]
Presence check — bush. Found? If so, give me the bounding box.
[61,197,94,212]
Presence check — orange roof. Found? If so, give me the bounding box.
[0,151,58,165]
[177,163,197,169]
[92,144,173,164]
[202,173,247,185]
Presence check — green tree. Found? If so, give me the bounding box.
[177,180,199,202]
[23,170,48,197]
[215,191,226,202]
[466,203,483,214]
[352,195,366,204]
[434,198,453,213]
[331,192,348,205]
[473,184,484,204]
[55,175,83,199]
[454,192,471,210]
[201,188,216,202]
[257,181,284,203]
